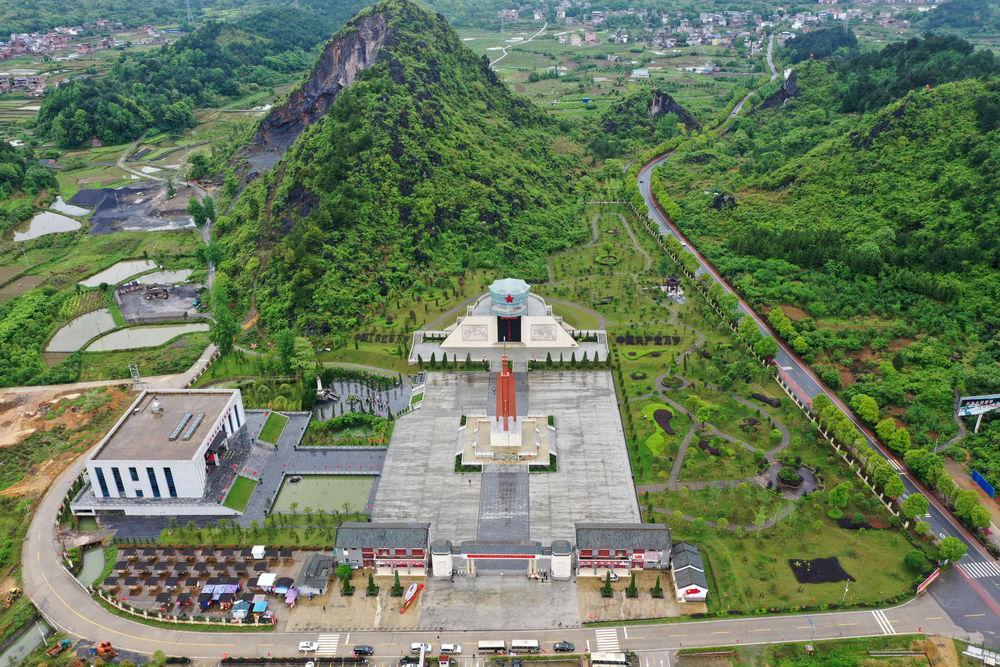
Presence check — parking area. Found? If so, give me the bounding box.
[419,576,580,630]
[116,283,204,324]
[283,572,425,632]
[577,570,707,622]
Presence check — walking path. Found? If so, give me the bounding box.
[489,22,547,67]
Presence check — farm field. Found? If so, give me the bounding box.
[458,26,763,123]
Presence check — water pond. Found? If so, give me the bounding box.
[84,323,209,352]
[12,211,81,242]
[136,269,193,284]
[50,196,91,216]
[46,308,116,352]
[271,475,373,514]
[78,259,157,288]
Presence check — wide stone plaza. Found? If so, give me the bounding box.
[371,370,640,545]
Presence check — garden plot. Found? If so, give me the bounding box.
[84,323,209,352]
[46,308,116,352]
[0,275,44,301]
[79,259,157,287]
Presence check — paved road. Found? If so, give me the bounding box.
[636,155,1000,645]
[728,34,777,118]
[19,450,980,664]
[489,22,547,67]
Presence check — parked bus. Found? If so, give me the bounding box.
[590,653,629,667]
[478,641,507,654]
[511,640,540,654]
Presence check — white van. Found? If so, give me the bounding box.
[440,644,463,655]
[410,643,432,654]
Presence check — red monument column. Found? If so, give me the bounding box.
[495,355,517,432]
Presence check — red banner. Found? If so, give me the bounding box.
[917,567,940,594]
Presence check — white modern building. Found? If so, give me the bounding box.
[73,389,248,516]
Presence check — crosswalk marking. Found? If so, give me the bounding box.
[594,628,620,652]
[316,634,340,656]
[958,560,1000,579]
[872,609,895,635]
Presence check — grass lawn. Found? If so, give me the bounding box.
[656,497,921,614]
[258,411,288,444]
[191,350,264,386]
[679,438,763,481]
[222,477,257,512]
[409,391,424,406]
[645,485,788,527]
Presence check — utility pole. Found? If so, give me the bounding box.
[185,0,194,25]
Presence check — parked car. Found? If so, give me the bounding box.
[354,645,375,657]
[399,658,420,667]
[410,643,433,654]
[440,644,463,655]
[298,642,318,653]
[512,660,523,667]
[553,642,575,652]
[608,572,620,581]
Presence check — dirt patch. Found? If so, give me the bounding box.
[779,304,809,321]
[788,557,854,584]
[0,275,44,300]
[0,266,23,285]
[920,636,960,667]
[0,385,132,496]
[653,409,675,435]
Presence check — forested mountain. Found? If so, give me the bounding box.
[34,1,369,147]
[654,36,1000,458]
[594,89,700,157]
[214,0,586,343]
[782,27,858,64]
[836,32,998,112]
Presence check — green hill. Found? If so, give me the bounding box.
[655,52,1000,450]
[215,0,586,343]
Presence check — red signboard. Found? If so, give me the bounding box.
[916,567,940,594]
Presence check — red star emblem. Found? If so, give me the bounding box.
[505,294,513,303]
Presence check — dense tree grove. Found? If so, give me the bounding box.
[836,32,998,113]
[782,26,858,64]
[35,2,369,147]
[216,0,587,346]
[652,36,1000,476]
[0,143,57,232]
[915,0,1000,35]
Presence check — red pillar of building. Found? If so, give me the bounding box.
[496,355,517,432]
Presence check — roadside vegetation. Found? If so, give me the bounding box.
[647,35,1000,496]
